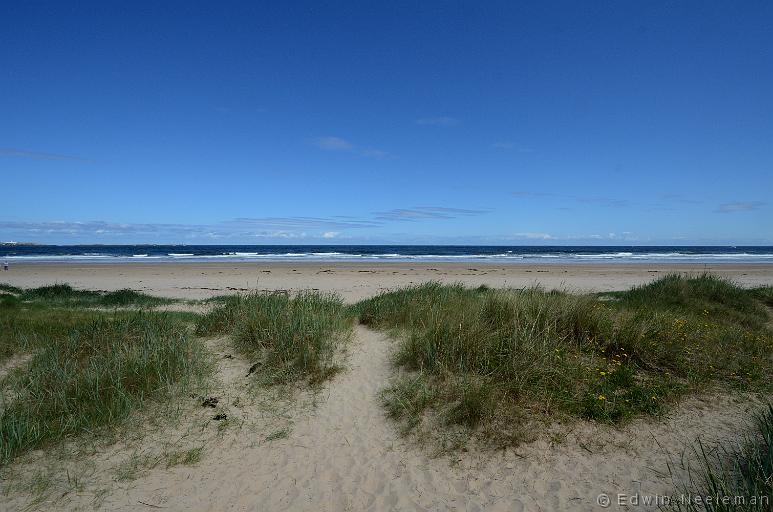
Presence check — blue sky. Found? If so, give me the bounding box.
[1,1,771,245]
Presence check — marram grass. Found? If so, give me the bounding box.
[0,283,177,364]
[0,312,208,464]
[0,285,352,465]
[0,305,97,363]
[667,403,773,512]
[2,283,173,308]
[197,291,354,384]
[354,275,773,445]
[0,275,770,462]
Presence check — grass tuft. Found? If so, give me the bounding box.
[0,283,173,309]
[0,284,22,295]
[197,291,353,384]
[667,404,773,511]
[610,273,770,329]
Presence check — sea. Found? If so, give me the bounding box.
[1,245,772,264]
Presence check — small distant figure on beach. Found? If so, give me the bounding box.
[3,261,8,271]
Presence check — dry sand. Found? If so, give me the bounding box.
[3,262,773,302]
[1,262,772,511]
[2,326,766,512]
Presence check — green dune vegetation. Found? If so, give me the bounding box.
[196,291,354,385]
[0,286,354,465]
[0,283,178,365]
[0,285,208,465]
[0,313,208,464]
[0,283,173,309]
[0,275,770,499]
[354,274,773,444]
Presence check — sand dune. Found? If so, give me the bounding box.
[3,325,765,511]
[2,265,771,510]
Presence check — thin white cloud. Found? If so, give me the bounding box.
[312,136,354,151]
[714,201,765,214]
[1,206,488,242]
[492,142,533,153]
[513,191,630,208]
[373,206,488,222]
[0,217,378,241]
[659,193,702,205]
[311,137,389,158]
[511,232,554,240]
[0,147,93,162]
[227,217,382,230]
[251,231,307,239]
[360,148,390,159]
[416,117,460,127]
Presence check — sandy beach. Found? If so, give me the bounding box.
[2,263,772,511]
[2,328,764,512]
[3,262,773,302]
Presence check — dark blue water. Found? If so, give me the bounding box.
[1,245,772,263]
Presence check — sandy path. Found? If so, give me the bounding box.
[23,326,752,512]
